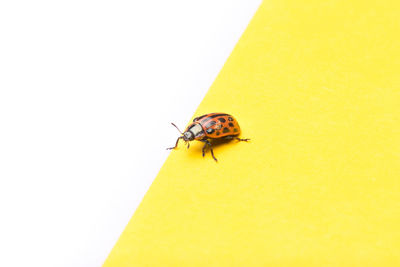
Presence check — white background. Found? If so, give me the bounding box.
[0,1,260,266]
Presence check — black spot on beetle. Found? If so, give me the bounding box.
[216,131,220,136]
[206,128,214,134]
[228,117,234,121]
[218,117,226,123]
[223,127,230,133]
[228,122,234,127]
[233,128,238,133]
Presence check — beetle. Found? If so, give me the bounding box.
[167,113,249,162]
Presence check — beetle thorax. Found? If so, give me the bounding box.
[183,123,204,141]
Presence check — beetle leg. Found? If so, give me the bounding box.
[201,139,217,162]
[202,142,207,157]
[167,136,183,150]
[187,142,190,149]
[209,143,217,162]
[224,135,250,142]
[235,137,250,142]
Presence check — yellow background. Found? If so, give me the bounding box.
[104,0,400,265]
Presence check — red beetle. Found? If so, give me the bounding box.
[167,113,249,162]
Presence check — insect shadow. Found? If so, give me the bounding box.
[187,136,250,162]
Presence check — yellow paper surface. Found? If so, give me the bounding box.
[104,0,400,265]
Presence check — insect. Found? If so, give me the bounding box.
[167,113,249,162]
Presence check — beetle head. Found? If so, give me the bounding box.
[170,122,194,142]
[183,131,194,141]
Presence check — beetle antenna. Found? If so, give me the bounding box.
[171,122,183,135]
